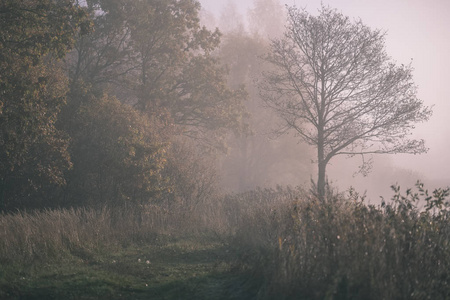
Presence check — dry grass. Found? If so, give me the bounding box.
[0,203,199,265]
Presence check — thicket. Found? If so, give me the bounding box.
[231,183,450,300]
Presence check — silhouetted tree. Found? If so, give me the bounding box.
[259,5,432,200]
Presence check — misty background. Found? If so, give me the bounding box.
[200,0,450,201]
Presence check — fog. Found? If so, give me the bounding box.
[3,2,449,295]
[200,0,450,201]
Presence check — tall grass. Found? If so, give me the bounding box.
[0,186,307,269]
[0,186,238,266]
[231,183,450,300]
[0,203,200,265]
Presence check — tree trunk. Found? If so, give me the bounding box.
[238,137,248,191]
[317,159,326,201]
[0,177,5,211]
[317,126,326,201]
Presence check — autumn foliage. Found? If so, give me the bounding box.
[0,0,246,210]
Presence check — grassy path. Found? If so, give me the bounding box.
[0,236,258,299]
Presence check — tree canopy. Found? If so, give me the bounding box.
[69,0,248,151]
[259,5,432,199]
[0,0,249,210]
[0,0,88,209]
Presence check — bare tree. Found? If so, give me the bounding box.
[259,5,432,200]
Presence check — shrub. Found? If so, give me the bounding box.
[61,94,169,207]
[232,183,450,300]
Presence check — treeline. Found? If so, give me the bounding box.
[0,0,317,211]
[0,0,251,211]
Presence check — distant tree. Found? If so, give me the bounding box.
[248,0,285,38]
[219,0,245,33]
[218,29,313,191]
[0,0,88,210]
[259,5,432,200]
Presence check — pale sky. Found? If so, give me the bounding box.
[200,0,450,197]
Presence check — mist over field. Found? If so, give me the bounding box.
[1,1,449,299]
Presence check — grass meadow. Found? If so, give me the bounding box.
[0,183,449,299]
